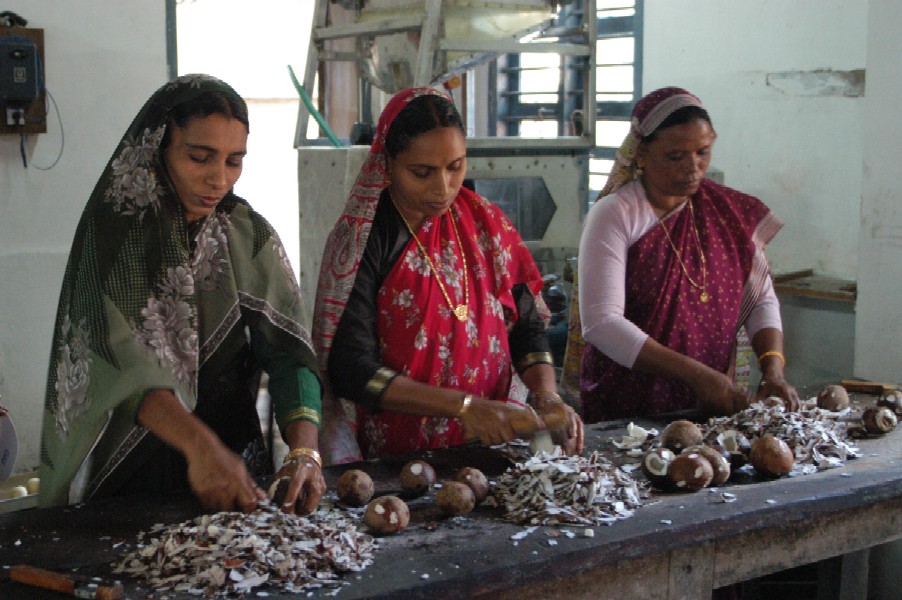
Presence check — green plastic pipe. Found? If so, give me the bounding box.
[288,64,344,148]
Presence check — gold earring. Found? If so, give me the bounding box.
[634,165,644,178]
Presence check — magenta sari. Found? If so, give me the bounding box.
[579,179,781,423]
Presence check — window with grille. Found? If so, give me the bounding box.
[492,0,643,207]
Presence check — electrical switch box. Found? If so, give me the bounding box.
[0,27,45,134]
[0,38,39,104]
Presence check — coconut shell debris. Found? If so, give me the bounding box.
[112,500,376,597]
[490,450,649,526]
[700,399,861,475]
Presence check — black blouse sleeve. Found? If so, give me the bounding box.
[508,283,553,374]
[328,195,409,410]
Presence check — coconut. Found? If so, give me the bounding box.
[454,467,489,503]
[336,469,375,507]
[363,495,410,534]
[660,419,703,452]
[435,481,476,516]
[817,384,850,412]
[862,406,897,434]
[399,460,436,497]
[641,447,676,489]
[749,435,794,477]
[877,390,902,417]
[683,445,731,485]
[668,453,713,491]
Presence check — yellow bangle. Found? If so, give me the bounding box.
[284,447,322,469]
[757,351,786,369]
[458,393,473,417]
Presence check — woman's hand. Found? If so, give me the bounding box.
[689,365,749,416]
[269,452,327,515]
[461,397,531,446]
[138,389,265,513]
[755,370,800,411]
[185,442,266,513]
[558,403,584,455]
[532,391,584,455]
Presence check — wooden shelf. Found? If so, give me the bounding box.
[773,269,856,303]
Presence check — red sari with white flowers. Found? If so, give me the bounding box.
[355,190,540,457]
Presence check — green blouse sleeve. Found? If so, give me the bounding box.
[252,334,323,431]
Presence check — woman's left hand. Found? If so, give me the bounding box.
[269,453,327,515]
[533,391,584,456]
[755,373,800,411]
[557,402,584,455]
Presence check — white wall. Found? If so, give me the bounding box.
[0,1,168,474]
[855,1,902,382]
[643,0,867,279]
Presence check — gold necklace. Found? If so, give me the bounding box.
[657,199,709,303]
[390,193,469,321]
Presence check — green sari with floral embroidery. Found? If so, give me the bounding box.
[39,74,320,507]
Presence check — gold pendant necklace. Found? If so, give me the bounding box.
[391,192,469,321]
[657,199,709,303]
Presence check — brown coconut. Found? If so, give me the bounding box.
[336,469,375,507]
[399,460,436,497]
[363,495,410,534]
[817,384,850,412]
[660,419,704,452]
[435,481,476,516]
[749,435,794,477]
[454,467,489,503]
[667,453,714,491]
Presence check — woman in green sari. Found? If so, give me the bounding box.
[39,74,324,514]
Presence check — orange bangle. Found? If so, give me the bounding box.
[757,351,785,369]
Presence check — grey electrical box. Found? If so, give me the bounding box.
[0,38,39,107]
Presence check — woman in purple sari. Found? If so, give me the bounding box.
[574,87,798,424]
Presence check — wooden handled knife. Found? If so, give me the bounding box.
[9,565,124,600]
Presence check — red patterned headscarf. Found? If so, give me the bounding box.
[311,87,457,463]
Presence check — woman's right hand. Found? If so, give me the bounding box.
[689,365,749,417]
[185,441,266,514]
[461,397,542,446]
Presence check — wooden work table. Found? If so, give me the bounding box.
[1,394,901,599]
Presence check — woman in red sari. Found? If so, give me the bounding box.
[571,87,799,424]
[313,87,583,463]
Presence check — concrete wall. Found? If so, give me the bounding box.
[855,0,902,382]
[643,0,867,280]
[0,1,168,474]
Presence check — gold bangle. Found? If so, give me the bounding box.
[458,393,473,417]
[284,447,322,469]
[757,351,786,369]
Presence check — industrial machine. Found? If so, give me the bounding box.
[295,0,599,332]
